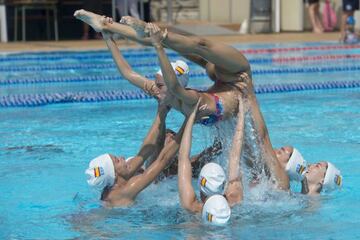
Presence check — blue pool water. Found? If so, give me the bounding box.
[0,42,360,239]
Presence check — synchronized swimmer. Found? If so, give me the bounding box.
[77,9,343,225]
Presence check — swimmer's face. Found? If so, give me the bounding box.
[274,146,294,169]
[155,74,169,101]
[304,161,328,194]
[110,155,127,177]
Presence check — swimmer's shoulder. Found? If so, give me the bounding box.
[102,190,135,207]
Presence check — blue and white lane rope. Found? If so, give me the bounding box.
[1,80,359,107]
[3,65,360,86]
[1,54,360,72]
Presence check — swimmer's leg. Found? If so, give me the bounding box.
[121,16,250,78]
[163,32,250,77]
[74,9,152,46]
[74,9,107,33]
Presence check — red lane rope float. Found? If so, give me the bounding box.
[272,54,360,63]
[241,44,360,54]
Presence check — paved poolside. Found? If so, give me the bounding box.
[0,32,341,52]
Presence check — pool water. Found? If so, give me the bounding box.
[0,42,359,239]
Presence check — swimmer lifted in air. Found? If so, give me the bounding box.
[74,10,246,124]
[74,9,292,190]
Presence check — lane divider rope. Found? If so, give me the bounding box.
[3,65,360,85]
[1,80,359,107]
[1,54,360,72]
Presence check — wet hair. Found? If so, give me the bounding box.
[301,177,322,194]
[166,129,176,135]
[301,177,310,194]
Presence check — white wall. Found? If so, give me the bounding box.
[198,0,358,32]
[199,0,250,23]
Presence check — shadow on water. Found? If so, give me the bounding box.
[2,144,64,154]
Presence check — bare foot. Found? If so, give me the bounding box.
[313,27,324,34]
[74,9,106,32]
[120,16,147,38]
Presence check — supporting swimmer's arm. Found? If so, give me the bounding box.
[126,104,169,176]
[147,23,200,105]
[225,97,245,206]
[228,98,244,181]
[237,74,289,190]
[103,33,159,97]
[178,100,203,213]
[124,118,187,198]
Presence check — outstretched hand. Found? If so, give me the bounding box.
[145,23,166,46]
[234,72,254,98]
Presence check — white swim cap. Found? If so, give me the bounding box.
[156,60,189,87]
[85,154,115,189]
[323,162,342,191]
[285,148,307,181]
[198,162,226,197]
[202,194,231,225]
[126,155,146,173]
[125,156,135,162]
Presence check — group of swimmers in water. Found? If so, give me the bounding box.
[75,9,343,225]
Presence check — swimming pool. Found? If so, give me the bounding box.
[0,42,359,239]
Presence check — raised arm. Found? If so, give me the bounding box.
[147,23,200,105]
[102,32,160,97]
[237,73,289,190]
[225,97,245,206]
[126,104,169,177]
[125,117,187,198]
[74,11,212,74]
[178,100,203,213]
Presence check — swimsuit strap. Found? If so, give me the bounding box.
[210,93,224,120]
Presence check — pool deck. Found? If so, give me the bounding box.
[0,32,340,52]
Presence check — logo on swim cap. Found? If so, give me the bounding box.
[323,162,342,191]
[198,163,226,196]
[85,154,116,190]
[286,148,307,182]
[200,177,207,187]
[175,66,185,75]
[94,166,104,177]
[334,174,342,186]
[156,60,189,87]
[202,195,231,225]
[296,164,306,175]
[206,212,213,222]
